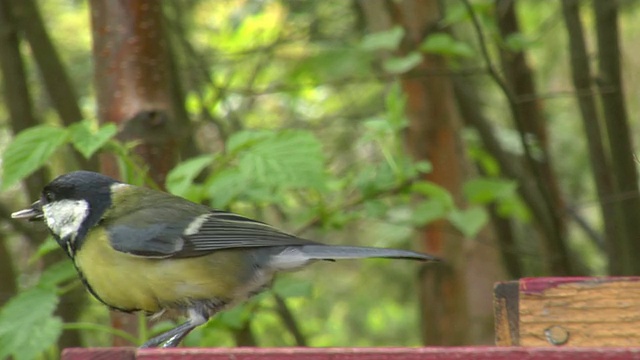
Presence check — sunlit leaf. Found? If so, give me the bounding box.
[0,287,62,360]
[185,92,203,115]
[69,121,118,159]
[2,125,68,190]
[236,130,326,190]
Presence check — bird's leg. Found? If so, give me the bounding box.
[140,319,196,348]
[140,310,209,348]
[161,329,195,348]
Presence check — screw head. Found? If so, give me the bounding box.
[544,325,569,346]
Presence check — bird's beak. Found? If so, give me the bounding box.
[11,200,44,222]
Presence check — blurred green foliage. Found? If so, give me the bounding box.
[0,0,549,357]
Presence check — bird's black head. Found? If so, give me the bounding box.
[12,171,121,255]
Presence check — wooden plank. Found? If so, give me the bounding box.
[61,347,640,360]
[494,277,640,346]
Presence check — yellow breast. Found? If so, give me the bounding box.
[73,228,250,313]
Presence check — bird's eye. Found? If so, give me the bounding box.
[42,191,55,204]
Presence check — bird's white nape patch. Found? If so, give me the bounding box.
[184,214,210,236]
[42,199,90,241]
[110,183,129,192]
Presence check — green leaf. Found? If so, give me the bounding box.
[69,121,118,159]
[206,167,247,209]
[385,82,409,131]
[215,303,252,330]
[185,92,203,115]
[420,33,474,58]
[467,146,500,176]
[272,277,313,299]
[411,181,454,210]
[414,161,432,174]
[236,130,326,190]
[360,26,404,51]
[363,199,389,218]
[411,199,448,226]
[166,155,214,198]
[29,236,60,264]
[441,3,470,25]
[463,178,517,204]
[497,195,531,222]
[2,125,68,190]
[226,132,328,205]
[504,33,535,52]
[291,49,372,82]
[383,52,422,74]
[0,287,62,360]
[38,261,77,289]
[356,162,397,197]
[448,206,488,237]
[227,130,271,154]
[363,118,393,135]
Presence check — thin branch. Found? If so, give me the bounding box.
[273,294,307,346]
[461,0,572,274]
[565,205,604,252]
[294,177,417,236]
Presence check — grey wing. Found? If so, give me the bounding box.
[108,209,318,258]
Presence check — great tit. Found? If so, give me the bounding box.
[11,171,438,348]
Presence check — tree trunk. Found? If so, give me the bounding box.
[593,0,640,275]
[0,0,88,348]
[452,79,527,279]
[561,0,620,274]
[10,0,96,170]
[0,0,48,201]
[90,0,185,345]
[358,0,506,345]
[495,0,572,276]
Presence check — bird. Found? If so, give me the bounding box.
[11,170,439,348]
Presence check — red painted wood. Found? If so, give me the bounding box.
[519,276,640,295]
[62,347,640,360]
[62,347,136,360]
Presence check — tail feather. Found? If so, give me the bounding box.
[299,245,439,262]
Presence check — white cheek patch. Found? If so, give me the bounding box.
[42,199,90,241]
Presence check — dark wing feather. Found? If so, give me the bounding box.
[107,199,317,258]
